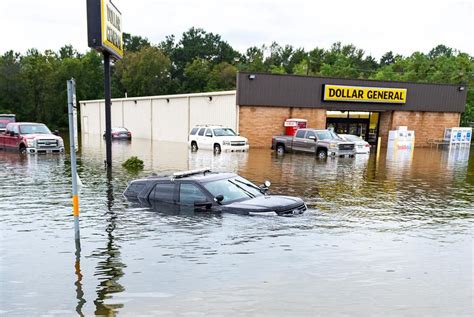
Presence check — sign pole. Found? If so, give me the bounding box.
[104,52,112,167]
[67,78,80,241]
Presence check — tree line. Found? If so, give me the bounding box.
[0,27,472,129]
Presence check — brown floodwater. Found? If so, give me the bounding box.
[0,135,473,316]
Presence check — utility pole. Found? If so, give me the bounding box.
[67,78,80,241]
[104,52,112,167]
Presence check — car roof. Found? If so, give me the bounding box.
[298,128,330,132]
[192,125,231,129]
[131,170,238,184]
[8,122,45,125]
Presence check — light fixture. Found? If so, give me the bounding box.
[134,100,137,104]
[208,96,213,101]
[458,86,465,91]
[166,98,170,103]
[248,74,256,80]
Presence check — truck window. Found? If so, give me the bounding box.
[190,128,198,135]
[305,131,316,139]
[179,183,208,205]
[198,128,205,136]
[316,131,332,140]
[295,130,306,138]
[150,183,175,203]
[12,125,19,135]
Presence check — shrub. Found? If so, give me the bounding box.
[122,156,144,171]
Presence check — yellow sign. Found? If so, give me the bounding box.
[101,0,123,59]
[323,85,407,104]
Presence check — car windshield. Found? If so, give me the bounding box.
[0,116,15,129]
[19,124,51,135]
[213,128,237,137]
[203,177,263,203]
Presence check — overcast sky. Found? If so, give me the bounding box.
[1,0,472,59]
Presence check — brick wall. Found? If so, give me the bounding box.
[379,111,392,147]
[240,107,460,148]
[390,111,460,147]
[378,111,460,147]
[239,106,327,148]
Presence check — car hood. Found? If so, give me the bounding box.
[215,135,247,142]
[224,195,304,213]
[24,134,62,140]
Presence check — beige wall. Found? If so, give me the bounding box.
[80,91,237,142]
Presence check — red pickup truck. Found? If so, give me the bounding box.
[0,122,65,154]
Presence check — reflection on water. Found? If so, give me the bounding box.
[0,135,473,316]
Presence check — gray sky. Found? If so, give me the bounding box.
[1,0,472,59]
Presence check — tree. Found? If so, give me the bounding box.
[0,51,24,115]
[123,33,150,52]
[115,46,172,97]
[207,62,237,91]
[183,58,212,92]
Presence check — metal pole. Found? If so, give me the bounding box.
[104,52,112,167]
[68,78,80,241]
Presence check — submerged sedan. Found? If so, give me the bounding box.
[123,168,306,216]
[339,134,371,154]
[103,127,132,140]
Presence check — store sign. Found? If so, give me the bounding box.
[323,84,407,104]
[87,0,123,59]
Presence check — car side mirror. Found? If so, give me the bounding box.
[308,135,316,140]
[194,200,212,209]
[53,130,59,136]
[214,195,224,203]
[9,131,15,137]
[260,180,271,194]
[206,134,212,137]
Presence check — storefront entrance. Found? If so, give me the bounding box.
[326,111,380,145]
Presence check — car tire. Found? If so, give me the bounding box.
[316,149,327,159]
[19,145,26,154]
[276,144,285,154]
[214,144,221,154]
[191,141,198,152]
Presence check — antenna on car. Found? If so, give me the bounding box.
[172,168,212,179]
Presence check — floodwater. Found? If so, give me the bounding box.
[0,135,473,316]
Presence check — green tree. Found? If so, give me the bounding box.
[123,32,150,52]
[183,58,212,92]
[0,51,24,115]
[207,62,237,91]
[115,46,172,97]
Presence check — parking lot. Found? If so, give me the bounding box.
[0,136,472,315]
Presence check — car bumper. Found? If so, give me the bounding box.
[222,145,249,152]
[329,149,356,157]
[27,147,65,154]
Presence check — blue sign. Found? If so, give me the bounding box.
[467,132,471,141]
[457,132,462,141]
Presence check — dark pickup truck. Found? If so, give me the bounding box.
[272,128,356,158]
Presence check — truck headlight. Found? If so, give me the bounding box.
[329,143,338,149]
[58,139,64,147]
[27,139,35,147]
[223,141,231,146]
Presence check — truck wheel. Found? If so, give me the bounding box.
[214,144,221,154]
[316,149,327,159]
[19,145,26,154]
[191,141,198,152]
[276,144,285,154]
